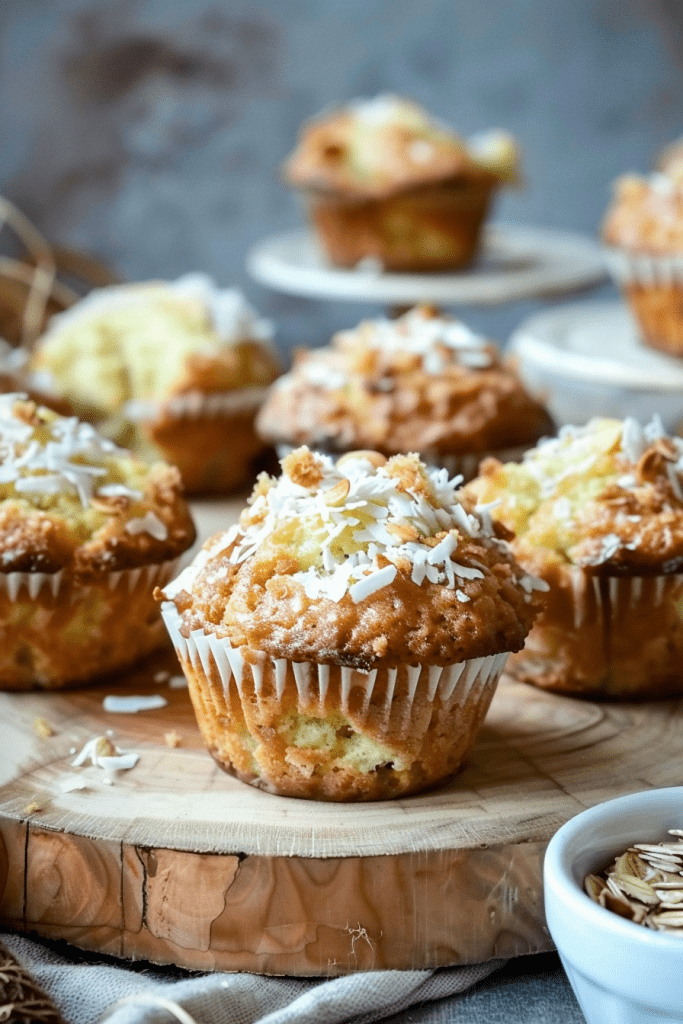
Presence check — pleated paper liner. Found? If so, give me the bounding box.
[162,602,510,801]
[0,559,179,690]
[124,387,274,494]
[604,246,683,357]
[509,568,683,698]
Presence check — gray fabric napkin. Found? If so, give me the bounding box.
[1,932,504,1024]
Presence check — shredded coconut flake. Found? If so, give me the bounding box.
[125,512,168,541]
[195,448,502,606]
[0,394,125,507]
[103,694,168,713]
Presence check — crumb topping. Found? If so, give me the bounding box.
[164,447,542,667]
[285,94,519,198]
[257,307,553,456]
[0,396,195,574]
[31,275,279,425]
[602,169,683,253]
[465,416,683,573]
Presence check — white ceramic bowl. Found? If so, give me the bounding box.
[544,788,683,1024]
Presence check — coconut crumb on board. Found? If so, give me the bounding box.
[103,694,168,713]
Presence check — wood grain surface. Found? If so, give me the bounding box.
[0,496,681,975]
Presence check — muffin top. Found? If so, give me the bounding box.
[284,94,519,198]
[163,446,542,669]
[0,395,196,576]
[256,306,553,456]
[463,416,683,576]
[602,164,683,255]
[31,274,280,423]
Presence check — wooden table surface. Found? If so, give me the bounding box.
[0,497,681,976]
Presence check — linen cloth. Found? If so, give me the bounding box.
[1,931,504,1024]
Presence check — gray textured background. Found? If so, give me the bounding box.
[2,0,683,355]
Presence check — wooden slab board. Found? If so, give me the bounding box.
[0,497,682,976]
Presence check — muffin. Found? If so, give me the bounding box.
[463,416,683,698]
[158,446,541,801]
[30,274,281,493]
[0,394,196,690]
[257,305,553,481]
[284,94,519,271]
[602,161,683,356]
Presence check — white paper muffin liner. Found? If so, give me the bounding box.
[567,568,680,628]
[124,386,272,423]
[0,558,178,603]
[603,246,683,288]
[429,443,531,482]
[0,559,180,690]
[510,568,683,697]
[161,602,510,797]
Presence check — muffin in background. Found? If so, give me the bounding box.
[0,395,196,690]
[158,445,542,801]
[463,416,683,698]
[257,305,553,481]
[31,274,281,493]
[284,94,519,272]
[602,160,683,357]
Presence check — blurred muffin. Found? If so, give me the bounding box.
[257,305,553,481]
[284,94,519,271]
[31,274,281,493]
[602,160,683,356]
[159,446,541,801]
[0,395,196,690]
[463,416,683,698]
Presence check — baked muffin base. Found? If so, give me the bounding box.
[0,561,178,690]
[162,604,508,801]
[508,568,683,698]
[604,247,683,357]
[306,179,496,272]
[139,389,274,494]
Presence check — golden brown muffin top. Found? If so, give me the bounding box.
[257,306,553,456]
[0,396,195,576]
[163,446,542,668]
[463,417,683,576]
[602,169,683,254]
[31,274,281,426]
[284,94,519,199]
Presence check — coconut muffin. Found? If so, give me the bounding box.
[284,94,519,271]
[602,162,683,356]
[257,306,553,481]
[31,274,281,493]
[159,446,541,801]
[464,416,683,698]
[0,394,196,689]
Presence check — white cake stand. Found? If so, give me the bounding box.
[246,223,607,306]
[509,299,683,429]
